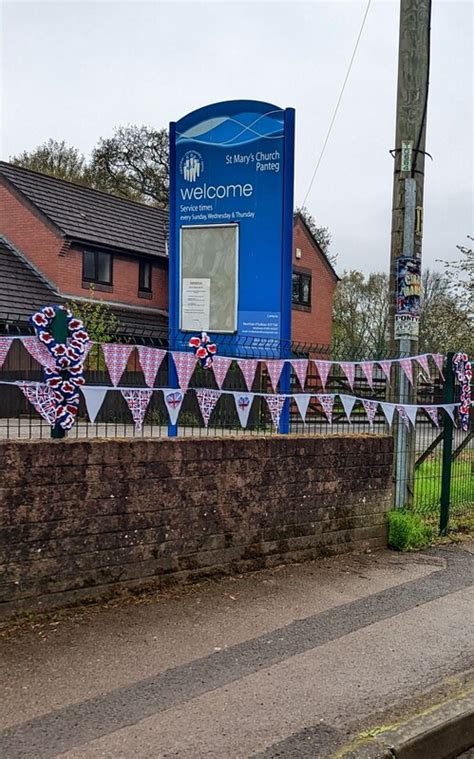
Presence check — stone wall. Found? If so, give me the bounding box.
[0,435,393,619]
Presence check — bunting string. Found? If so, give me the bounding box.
[2,379,467,430]
[0,336,448,393]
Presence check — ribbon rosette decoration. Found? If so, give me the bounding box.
[452,352,472,431]
[188,332,217,369]
[30,305,89,430]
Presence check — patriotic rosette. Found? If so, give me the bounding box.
[188,332,217,369]
[30,305,89,430]
[453,352,472,431]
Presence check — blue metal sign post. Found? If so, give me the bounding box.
[169,100,295,435]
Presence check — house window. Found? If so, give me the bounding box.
[83,250,112,286]
[139,260,152,293]
[292,271,311,307]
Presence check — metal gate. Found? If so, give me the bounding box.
[411,353,473,535]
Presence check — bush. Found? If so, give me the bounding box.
[388,510,434,551]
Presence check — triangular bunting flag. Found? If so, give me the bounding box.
[399,358,414,386]
[339,394,356,423]
[265,394,286,429]
[380,402,396,427]
[238,358,258,392]
[314,360,332,391]
[265,359,285,392]
[290,359,308,390]
[21,336,57,372]
[416,354,431,380]
[81,386,108,423]
[163,389,184,425]
[18,382,57,425]
[441,404,457,425]
[362,399,378,430]
[195,388,221,428]
[0,337,13,369]
[339,362,356,390]
[172,351,198,392]
[137,346,166,388]
[101,343,134,386]
[432,353,445,379]
[360,362,375,389]
[400,404,419,428]
[294,394,311,423]
[317,394,335,424]
[423,406,439,428]
[396,405,412,428]
[120,388,153,432]
[233,392,254,428]
[212,356,233,389]
[378,360,392,383]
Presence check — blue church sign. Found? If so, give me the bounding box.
[169,100,295,355]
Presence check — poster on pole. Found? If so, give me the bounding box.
[395,256,421,338]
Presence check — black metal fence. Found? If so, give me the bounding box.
[0,330,440,437]
[0,325,472,533]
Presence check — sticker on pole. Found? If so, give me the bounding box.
[395,257,421,339]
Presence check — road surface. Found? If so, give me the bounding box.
[1,542,473,758]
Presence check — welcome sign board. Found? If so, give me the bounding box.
[169,99,295,356]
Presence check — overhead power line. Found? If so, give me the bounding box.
[301,0,372,207]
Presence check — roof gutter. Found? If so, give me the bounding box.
[68,237,168,262]
[61,292,168,318]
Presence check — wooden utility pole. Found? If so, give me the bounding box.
[389,0,432,507]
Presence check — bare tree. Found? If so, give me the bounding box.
[332,270,389,358]
[419,268,473,354]
[11,127,170,207]
[295,205,336,265]
[11,139,86,183]
[439,235,473,316]
[89,126,169,207]
[332,267,472,358]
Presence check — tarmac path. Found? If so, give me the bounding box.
[0,543,473,758]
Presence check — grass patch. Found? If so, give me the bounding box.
[388,510,434,551]
[415,457,473,513]
[413,454,473,533]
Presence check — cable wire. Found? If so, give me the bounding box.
[301,0,372,207]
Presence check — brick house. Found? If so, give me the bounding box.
[0,162,168,334]
[291,212,339,346]
[0,162,338,343]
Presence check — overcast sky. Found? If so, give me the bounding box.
[1,0,472,274]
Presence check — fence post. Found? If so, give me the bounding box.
[50,308,68,440]
[439,352,454,535]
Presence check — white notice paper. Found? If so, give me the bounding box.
[181,278,211,331]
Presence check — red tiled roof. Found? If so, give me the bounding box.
[0,162,168,259]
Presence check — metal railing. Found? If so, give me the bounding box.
[0,321,472,533]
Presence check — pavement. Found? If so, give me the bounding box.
[0,542,473,758]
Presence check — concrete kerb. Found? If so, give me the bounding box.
[339,691,474,759]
